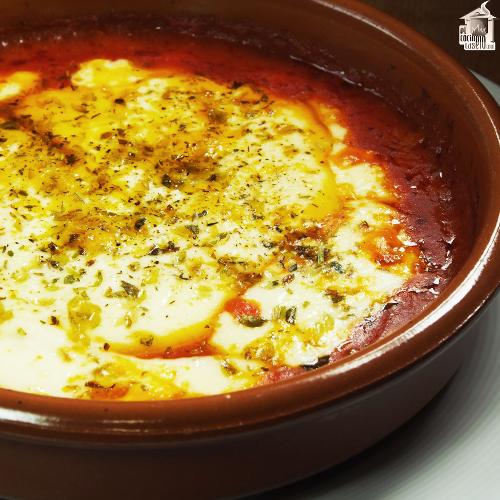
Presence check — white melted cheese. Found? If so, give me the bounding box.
[0,59,420,400]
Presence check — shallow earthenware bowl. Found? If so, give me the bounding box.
[0,1,498,499]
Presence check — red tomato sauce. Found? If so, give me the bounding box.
[0,17,465,371]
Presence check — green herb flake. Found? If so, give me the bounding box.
[186,224,200,237]
[238,315,267,328]
[65,154,77,165]
[285,306,297,325]
[148,245,160,256]
[164,241,179,253]
[272,305,287,321]
[325,289,344,304]
[161,174,172,187]
[140,335,155,347]
[92,270,103,287]
[134,217,146,230]
[0,120,19,130]
[121,281,139,298]
[317,245,325,264]
[221,359,238,375]
[262,241,275,249]
[331,261,344,274]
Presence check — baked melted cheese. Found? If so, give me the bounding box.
[0,59,419,400]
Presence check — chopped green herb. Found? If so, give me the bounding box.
[121,281,139,298]
[272,305,287,321]
[221,359,238,375]
[238,315,267,328]
[0,120,19,130]
[317,245,325,264]
[186,224,200,237]
[134,217,146,230]
[148,245,160,256]
[262,241,275,249]
[285,306,297,325]
[92,270,103,287]
[164,241,179,253]
[161,174,173,187]
[295,245,316,260]
[140,335,154,347]
[65,154,77,165]
[331,261,344,273]
[325,289,344,304]
[47,242,58,253]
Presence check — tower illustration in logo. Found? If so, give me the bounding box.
[459,1,496,50]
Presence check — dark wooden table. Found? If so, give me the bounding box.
[363,0,499,83]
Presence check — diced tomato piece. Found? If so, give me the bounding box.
[224,297,261,319]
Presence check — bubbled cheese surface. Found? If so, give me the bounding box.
[0,59,419,400]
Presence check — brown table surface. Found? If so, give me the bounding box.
[362,0,499,83]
